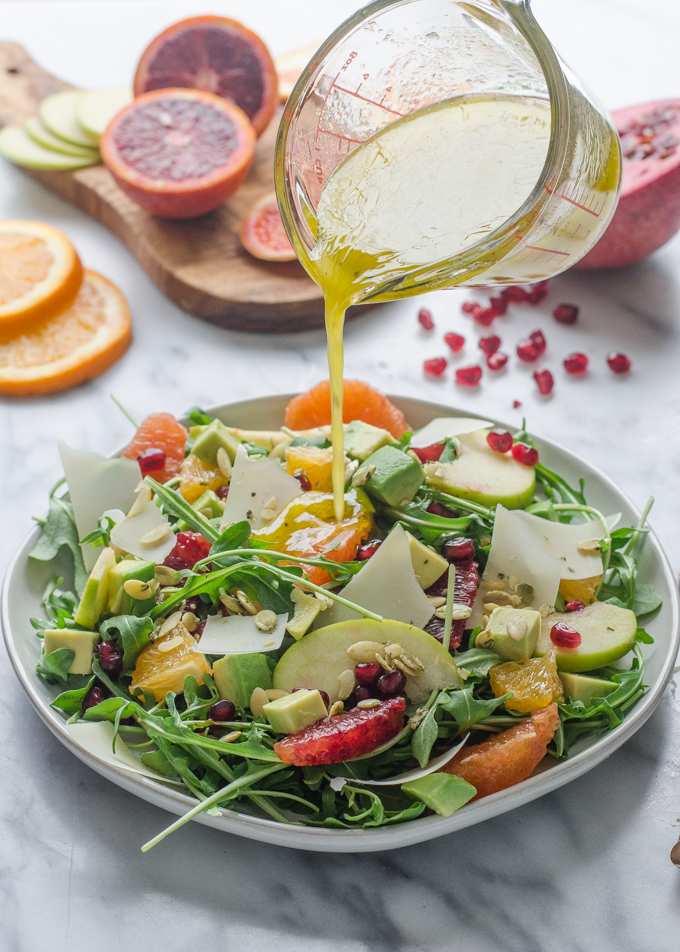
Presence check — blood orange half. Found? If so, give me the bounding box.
[100,88,255,219]
[133,16,277,137]
[240,192,297,261]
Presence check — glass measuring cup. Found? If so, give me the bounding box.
[275,0,621,302]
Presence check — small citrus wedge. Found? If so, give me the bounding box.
[0,220,83,330]
[240,192,297,261]
[123,412,188,484]
[0,269,131,396]
[284,380,410,438]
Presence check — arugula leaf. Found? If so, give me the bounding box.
[635,627,654,644]
[83,696,138,723]
[439,685,510,732]
[185,407,214,426]
[145,476,218,543]
[36,647,75,684]
[41,574,77,624]
[632,584,662,618]
[30,495,88,596]
[99,615,153,673]
[51,676,95,715]
[411,701,441,768]
[140,749,181,778]
[211,521,251,555]
[228,564,295,615]
[453,648,503,677]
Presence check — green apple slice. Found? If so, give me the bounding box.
[77,86,133,140]
[39,90,98,148]
[0,125,100,170]
[534,601,637,672]
[273,618,463,704]
[24,116,99,157]
[424,428,535,509]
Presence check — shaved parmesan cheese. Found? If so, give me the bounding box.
[220,445,302,531]
[513,510,616,580]
[471,505,562,628]
[320,524,434,629]
[410,417,493,449]
[110,493,176,562]
[66,722,183,786]
[59,443,141,570]
[195,612,288,655]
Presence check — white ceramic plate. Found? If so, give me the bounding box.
[3,395,679,852]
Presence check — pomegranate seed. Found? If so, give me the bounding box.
[526,280,549,305]
[513,400,522,408]
[487,351,508,371]
[83,685,106,712]
[517,339,540,362]
[534,369,554,396]
[501,286,529,303]
[473,308,495,327]
[137,447,166,476]
[355,662,382,686]
[489,296,507,316]
[553,303,579,325]
[427,501,459,518]
[184,596,201,613]
[442,536,475,561]
[607,351,632,374]
[487,428,513,453]
[462,301,478,314]
[564,352,588,375]
[216,485,229,499]
[444,332,465,352]
[355,685,376,702]
[529,329,546,355]
[418,308,434,330]
[455,365,482,386]
[550,622,582,649]
[511,441,539,466]
[97,641,123,679]
[424,357,448,377]
[357,539,383,560]
[565,600,586,613]
[411,442,445,463]
[194,619,206,640]
[479,334,501,356]
[208,699,236,722]
[294,470,312,491]
[376,668,407,699]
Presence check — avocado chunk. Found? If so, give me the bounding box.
[477,607,541,662]
[212,653,272,708]
[559,671,617,706]
[263,689,328,734]
[535,601,638,672]
[424,428,535,509]
[193,488,225,519]
[74,546,116,628]
[406,531,449,589]
[401,773,477,816]
[43,628,99,675]
[191,419,240,466]
[360,445,424,508]
[344,420,395,461]
[107,558,156,615]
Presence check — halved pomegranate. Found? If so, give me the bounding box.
[576,99,680,269]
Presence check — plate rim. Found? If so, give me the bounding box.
[3,394,679,852]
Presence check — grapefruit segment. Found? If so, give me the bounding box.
[122,412,188,484]
[284,380,410,439]
[133,15,277,137]
[240,192,297,261]
[101,88,256,219]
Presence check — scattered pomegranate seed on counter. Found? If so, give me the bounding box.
[534,369,554,395]
[489,296,507,316]
[455,365,482,386]
[487,351,508,370]
[137,446,166,476]
[512,442,539,466]
[529,329,546,355]
[564,352,589,375]
[553,303,579,325]
[357,539,382,560]
[550,622,582,649]
[444,331,465,352]
[487,428,513,453]
[501,285,529,303]
[517,339,540,362]
[423,357,448,376]
[513,400,522,408]
[418,308,434,330]
[479,334,501,356]
[473,308,495,327]
[526,280,549,305]
[607,351,632,374]
[565,600,586,613]
[462,301,478,314]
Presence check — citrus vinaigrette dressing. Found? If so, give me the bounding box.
[305,95,552,521]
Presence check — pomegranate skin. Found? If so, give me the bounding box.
[575,99,680,270]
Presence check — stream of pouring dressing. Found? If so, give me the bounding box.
[306,95,551,521]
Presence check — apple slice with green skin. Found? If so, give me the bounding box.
[25,117,100,158]
[0,125,99,170]
[273,618,463,705]
[424,428,535,509]
[77,87,133,140]
[39,91,99,148]
[534,601,637,672]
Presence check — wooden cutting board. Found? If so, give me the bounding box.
[0,41,363,334]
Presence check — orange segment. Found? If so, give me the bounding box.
[0,220,82,331]
[559,576,601,605]
[130,622,211,703]
[284,379,410,439]
[178,453,226,502]
[285,445,334,492]
[123,412,188,484]
[0,269,131,397]
[489,649,564,714]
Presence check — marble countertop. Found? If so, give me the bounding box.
[2,1,680,949]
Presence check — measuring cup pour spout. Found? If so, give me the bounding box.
[275,0,621,297]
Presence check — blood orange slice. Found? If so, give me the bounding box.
[122,412,188,484]
[284,380,410,438]
[240,192,297,261]
[133,16,277,137]
[101,88,255,219]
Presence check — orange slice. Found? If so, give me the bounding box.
[0,220,82,331]
[284,379,410,438]
[0,269,131,397]
[122,412,188,484]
